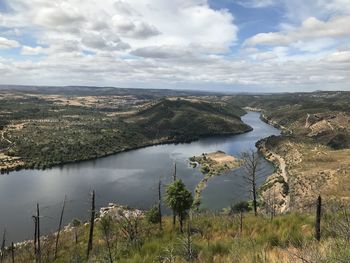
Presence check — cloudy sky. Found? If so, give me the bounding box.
[0,0,349,92]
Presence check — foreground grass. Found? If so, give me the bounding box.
[5,211,350,263]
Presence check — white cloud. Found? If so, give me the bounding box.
[21,45,48,55]
[0,37,20,49]
[0,0,349,91]
[245,16,350,46]
[327,50,350,63]
[237,0,276,8]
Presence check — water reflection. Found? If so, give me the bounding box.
[0,112,280,241]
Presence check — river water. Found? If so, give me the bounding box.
[0,112,280,242]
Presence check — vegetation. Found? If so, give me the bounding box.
[0,88,349,262]
[0,92,251,172]
[190,151,240,208]
[2,204,350,262]
[165,180,194,233]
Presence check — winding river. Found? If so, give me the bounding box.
[0,112,280,242]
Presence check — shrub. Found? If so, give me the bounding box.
[146,205,161,224]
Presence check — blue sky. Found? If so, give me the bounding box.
[0,0,349,91]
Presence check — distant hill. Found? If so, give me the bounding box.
[130,99,251,141]
[230,91,350,149]
[0,85,222,99]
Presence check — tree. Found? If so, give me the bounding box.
[315,195,321,241]
[87,190,95,259]
[146,205,161,224]
[241,150,263,216]
[165,180,193,232]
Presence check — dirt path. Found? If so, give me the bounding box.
[258,140,291,213]
[0,130,12,145]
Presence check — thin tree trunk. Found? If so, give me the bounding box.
[240,211,243,236]
[252,182,257,216]
[158,178,162,230]
[75,229,78,245]
[33,216,37,262]
[172,163,177,227]
[106,238,113,263]
[87,190,95,258]
[315,195,322,241]
[11,242,14,263]
[36,204,41,263]
[55,195,67,259]
[0,229,6,263]
[179,214,183,233]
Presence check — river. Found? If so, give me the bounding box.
[0,111,280,242]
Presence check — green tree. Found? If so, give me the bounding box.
[146,205,161,224]
[165,180,193,232]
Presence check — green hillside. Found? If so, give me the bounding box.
[0,96,251,172]
[131,99,251,142]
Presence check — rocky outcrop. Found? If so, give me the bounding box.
[99,203,144,220]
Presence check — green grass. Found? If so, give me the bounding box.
[4,210,350,263]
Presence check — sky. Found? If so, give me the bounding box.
[0,0,350,92]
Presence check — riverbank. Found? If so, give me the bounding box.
[257,135,350,212]
[256,137,290,214]
[0,111,280,242]
[0,127,252,174]
[259,113,292,135]
[190,151,241,207]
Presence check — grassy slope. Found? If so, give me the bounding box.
[6,211,350,263]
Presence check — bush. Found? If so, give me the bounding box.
[231,201,252,213]
[146,205,161,224]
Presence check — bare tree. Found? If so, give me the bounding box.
[55,195,67,259]
[32,216,37,261]
[87,190,95,259]
[0,229,6,263]
[11,242,14,263]
[32,204,41,263]
[172,163,177,227]
[158,177,163,230]
[315,195,321,241]
[264,188,276,220]
[241,150,263,216]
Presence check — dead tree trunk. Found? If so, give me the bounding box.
[55,195,67,259]
[158,178,162,230]
[36,203,41,263]
[11,242,14,263]
[33,216,37,261]
[0,229,6,263]
[87,190,95,259]
[252,180,257,216]
[241,151,262,217]
[240,211,243,236]
[315,195,322,241]
[172,163,177,227]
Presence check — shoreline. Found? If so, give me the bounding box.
[3,112,281,244]
[190,151,241,207]
[256,137,291,214]
[1,127,252,175]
